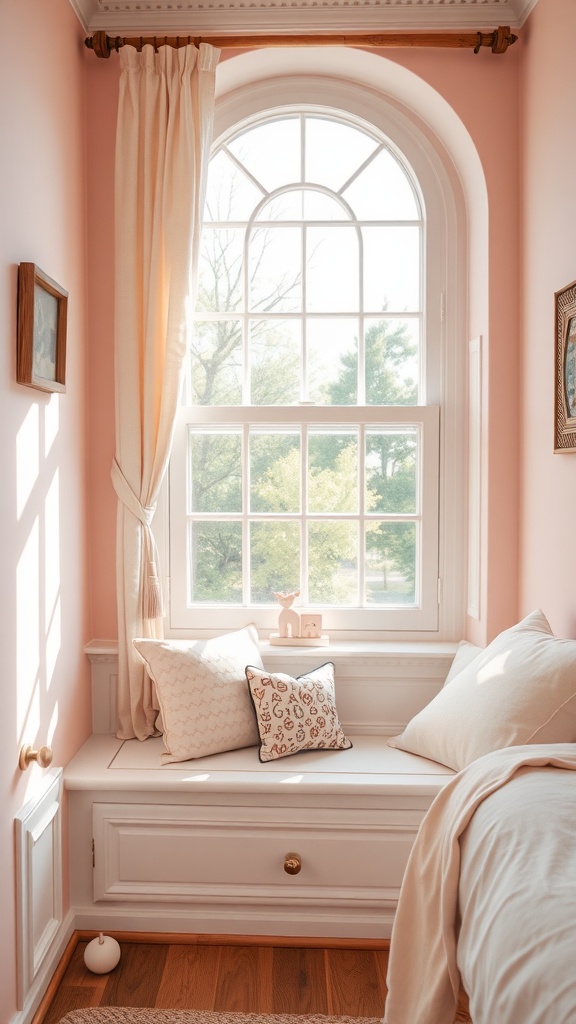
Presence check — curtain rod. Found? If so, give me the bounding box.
[85,26,517,59]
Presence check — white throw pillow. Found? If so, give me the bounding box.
[245,661,353,763]
[133,625,262,763]
[389,610,576,771]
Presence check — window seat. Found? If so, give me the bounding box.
[65,732,453,796]
[64,732,454,941]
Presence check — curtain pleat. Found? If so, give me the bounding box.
[113,42,220,739]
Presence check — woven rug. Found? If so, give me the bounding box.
[58,1012,383,1024]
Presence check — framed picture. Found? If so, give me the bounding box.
[554,279,576,452]
[17,263,68,393]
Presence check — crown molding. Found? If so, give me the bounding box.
[73,0,537,36]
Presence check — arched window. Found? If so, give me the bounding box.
[167,75,467,641]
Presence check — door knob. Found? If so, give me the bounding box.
[19,744,53,770]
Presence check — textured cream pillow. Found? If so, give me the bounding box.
[133,625,262,763]
[245,661,353,763]
[389,610,576,771]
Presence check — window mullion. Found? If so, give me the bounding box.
[359,422,366,606]
[301,422,309,605]
[301,224,307,402]
[358,221,365,406]
[243,421,250,606]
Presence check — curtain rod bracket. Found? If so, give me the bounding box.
[84,26,518,58]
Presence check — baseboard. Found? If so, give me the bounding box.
[75,928,390,950]
[71,902,395,940]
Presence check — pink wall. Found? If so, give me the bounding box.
[519,0,576,638]
[85,55,119,640]
[0,1,91,1019]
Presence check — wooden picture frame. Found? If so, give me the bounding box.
[554,279,576,452]
[17,263,68,393]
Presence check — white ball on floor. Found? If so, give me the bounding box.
[84,932,121,974]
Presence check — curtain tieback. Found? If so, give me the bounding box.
[111,458,164,619]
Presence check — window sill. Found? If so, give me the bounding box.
[85,637,458,664]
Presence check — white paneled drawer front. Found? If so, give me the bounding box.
[92,802,421,906]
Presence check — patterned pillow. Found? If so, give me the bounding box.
[133,625,262,763]
[245,661,353,763]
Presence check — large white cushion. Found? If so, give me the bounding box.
[133,625,262,763]
[443,639,483,686]
[389,610,576,771]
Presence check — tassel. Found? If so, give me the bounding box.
[144,560,164,619]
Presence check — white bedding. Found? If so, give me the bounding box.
[457,766,576,1024]
[384,744,576,1024]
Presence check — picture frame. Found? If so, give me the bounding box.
[554,279,576,452]
[17,263,68,393]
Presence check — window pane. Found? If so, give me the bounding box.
[342,148,419,220]
[250,320,300,405]
[308,430,358,514]
[189,430,242,513]
[366,428,417,515]
[308,521,358,605]
[250,430,300,513]
[303,190,347,221]
[305,117,378,193]
[363,226,420,312]
[307,319,358,405]
[197,228,244,313]
[190,320,242,405]
[250,521,300,603]
[364,318,419,406]
[189,521,242,603]
[249,226,301,313]
[228,118,301,192]
[258,192,305,221]
[205,149,263,221]
[365,522,416,605]
[306,226,359,312]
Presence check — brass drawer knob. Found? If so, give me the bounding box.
[284,852,302,875]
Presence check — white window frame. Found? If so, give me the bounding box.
[157,75,467,643]
[169,403,439,634]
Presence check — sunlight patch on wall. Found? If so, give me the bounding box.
[17,515,41,741]
[45,469,61,689]
[16,405,39,519]
[44,395,60,457]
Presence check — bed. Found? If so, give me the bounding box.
[383,743,576,1024]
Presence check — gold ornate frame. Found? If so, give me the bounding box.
[554,279,576,452]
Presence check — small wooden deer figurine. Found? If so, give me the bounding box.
[274,590,301,639]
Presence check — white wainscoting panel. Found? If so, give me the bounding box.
[15,769,63,1010]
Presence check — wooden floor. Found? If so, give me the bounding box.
[36,934,472,1024]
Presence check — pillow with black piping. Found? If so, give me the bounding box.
[245,661,352,763]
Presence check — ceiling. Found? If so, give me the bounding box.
[73,0,537,36]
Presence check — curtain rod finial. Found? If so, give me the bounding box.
[492,26,517,53]
[87,30,113,58]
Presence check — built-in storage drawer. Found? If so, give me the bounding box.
[92,801,423,907]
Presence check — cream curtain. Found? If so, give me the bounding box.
[113,41,220,739]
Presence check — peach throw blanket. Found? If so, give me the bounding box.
[384,743,576,1024]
